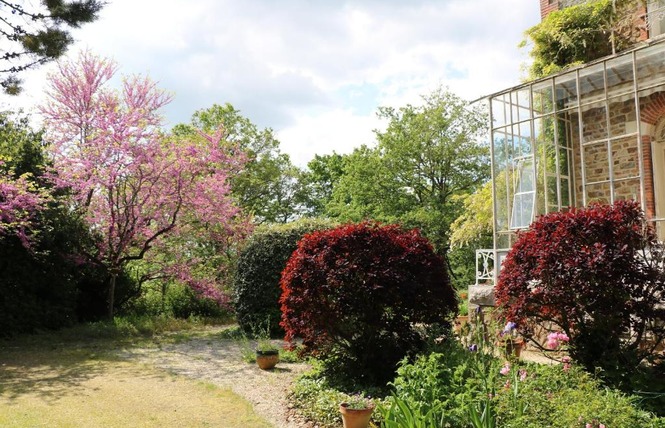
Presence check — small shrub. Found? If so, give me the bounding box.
[233,218,336,336]
[126,282,231,320]
[290,365,380,428]
[280,222,457,387]
[496,201,665,386]
[493,362,665,428]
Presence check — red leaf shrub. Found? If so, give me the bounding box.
[496,200,665,379]
[280,222,456,387]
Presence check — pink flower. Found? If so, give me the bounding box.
[586,424,592,428]
[519,369,527,381]
[500,362,511,376]
[547,331,570,349]
[599,425,605,428]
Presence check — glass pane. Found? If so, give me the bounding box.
[516,89,531,122]
[495,178,510,232]
[546,175,558,208]
[555,112,574,148]
[555,73,578,110]
[583,141,610,183]
[585,181,611,205]
[579,63,606,104]
[608,94,637,138]
[516,121,532,157]
[492,127,511,169]
[496,233,511,249]
[582,102,607,143]
[611,137,640,180]
[491,94,508,128]
[636,42,665,90]
[561,177,571,207]
[606,55,634,97]
[533,81,554,116]
[559,147,571,176]
[542,142,557,174]
[515,158,535,192]
[511,192,535,229]
[613,178,641,202]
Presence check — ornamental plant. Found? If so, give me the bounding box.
[280,222,457,387]
[233,218,336,336]
[496,201,665,385]
[40,51,247,318]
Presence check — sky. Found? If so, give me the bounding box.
[2,0,541,166]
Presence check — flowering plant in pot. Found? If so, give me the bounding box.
[339,394,375,428]
[498,321,525,358]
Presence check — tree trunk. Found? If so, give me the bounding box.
[107,273,116,320]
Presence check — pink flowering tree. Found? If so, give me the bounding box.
[40,51,249,318]
[0,165,51,246]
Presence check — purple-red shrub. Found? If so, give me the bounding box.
[496,200,665,378]
[280,222,457,387]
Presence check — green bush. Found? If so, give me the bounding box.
[290,363,380,428]
[388,340,492,427]
[493,362,664,428]
[233,218,336,335]
[126,282,231,320]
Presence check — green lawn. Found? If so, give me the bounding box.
[0,340,271,428]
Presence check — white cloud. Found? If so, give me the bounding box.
[0,0,541,166]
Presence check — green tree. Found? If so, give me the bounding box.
[328,88,489,252]
[0,0,103,94]
[175,103,304,223]
[299,152,347,217]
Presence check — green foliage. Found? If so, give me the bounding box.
[0,112,115,334]
[290,365,379,428]
[449,180,493,248]
[522,0,639,78]
[326,88,489,253]
[379,394,445,428]
[174,103,306,223]
[233,218,337,335]
[493,363,664,428]
[299,152,347,217]
[126,282,231,320]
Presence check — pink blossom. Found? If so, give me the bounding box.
[586,424,592,428]
[547,331,570,349]
[599,424,606,428]
[519,369,527,381]
[39,51,250,316]
[500,362,511,376]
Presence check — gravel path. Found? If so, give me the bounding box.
[116,328,311,428]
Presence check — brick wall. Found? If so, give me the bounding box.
[540,0,560,20]
[567,92,665,217]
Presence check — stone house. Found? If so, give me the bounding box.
[470,1,665,306]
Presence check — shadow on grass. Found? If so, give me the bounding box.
[0,344,115,402]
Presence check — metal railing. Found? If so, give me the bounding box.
[475,249,510,286]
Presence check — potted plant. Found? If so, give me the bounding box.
[256,339,280,370]
[498,321,525,359]
[454,290,470,334]
[339,395,375,428]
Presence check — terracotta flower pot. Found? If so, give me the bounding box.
[453,315,469,333]
[256,349,279,370]
[504,339,525,359]
[339,402,374,428]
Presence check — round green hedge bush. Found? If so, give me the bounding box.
[233,218,336,335]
